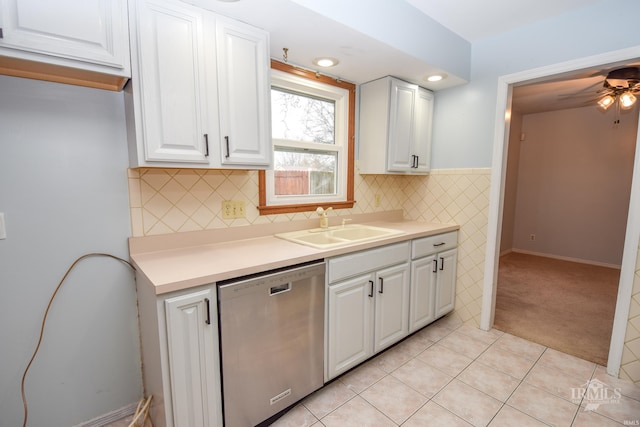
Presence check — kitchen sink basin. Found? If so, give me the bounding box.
[275,224,405,249]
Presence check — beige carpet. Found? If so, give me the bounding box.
[494,252,620,366]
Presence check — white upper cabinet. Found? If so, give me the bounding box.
[125,0,272,169]
[359,76,433,174]
[215,15,271,167]
[126,0,215,164]
[0,0,130,90]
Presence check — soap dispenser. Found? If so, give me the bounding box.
[316,207,333,229]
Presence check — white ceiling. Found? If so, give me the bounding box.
[405,0,602,43]
[193,0,633,113]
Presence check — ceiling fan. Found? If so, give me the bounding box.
[595,66,639,110]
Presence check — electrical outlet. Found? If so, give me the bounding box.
[529,234,536,241]
[374,194,381,208]
[0,213,6,239]
[222,201,234,219]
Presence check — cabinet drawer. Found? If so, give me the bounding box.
[328,242,410,283]
[412,231,458,259]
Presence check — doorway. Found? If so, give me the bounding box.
[481,48,640,376]
[493,85,637,365]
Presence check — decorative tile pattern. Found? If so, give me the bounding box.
[126,167,640,385]
[403,169,492,328]
[127,167,491,328]
[621,239,640,385]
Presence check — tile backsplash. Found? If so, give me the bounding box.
[126,166,640,384]
[127,166,491,329]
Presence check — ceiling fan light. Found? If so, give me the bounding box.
[619,92,637,109]
[597,95,615,110]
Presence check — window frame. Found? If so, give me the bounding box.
[258,60,355,215]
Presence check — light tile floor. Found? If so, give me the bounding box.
[109,314,640,427]
[270,315,640,427]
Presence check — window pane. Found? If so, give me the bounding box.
[271,88,335,144]
[274,149,336,196]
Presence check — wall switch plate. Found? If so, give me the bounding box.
[234,201,246,218]
[0,213,6,239]
[222,201,246,219]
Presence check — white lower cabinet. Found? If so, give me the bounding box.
[410,231,458,332]
[137,273,222,427]
[326,242,410,380]
[326,273,374,380]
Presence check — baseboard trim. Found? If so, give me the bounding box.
[500,248,512,257]
[509,249,621,269]
[74,401,139,427]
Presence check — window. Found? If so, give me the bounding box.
[258,61,355,215]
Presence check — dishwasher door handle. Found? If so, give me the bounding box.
[270,283,291,295]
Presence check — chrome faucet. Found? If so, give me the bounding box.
[316,207,333,229]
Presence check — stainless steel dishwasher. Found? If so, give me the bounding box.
[217,260,325,427]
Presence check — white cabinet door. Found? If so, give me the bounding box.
[215,16,271,167]
[373,262,410,353]
[165,287,222,427]
[435,248,457,318]
[413,87,433,172]
[387,79,415,171]
[409,255,436,333]
[127,0,216,164]
[326,273,374,380]
[359,76,433,174]
[0,0,129,68]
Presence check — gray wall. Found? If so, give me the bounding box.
[508,106,637,266]
[0,75,141,426]
[501,105,638,267]
[431,0,640,169]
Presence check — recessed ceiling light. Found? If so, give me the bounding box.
[313,57,339,68]
[426,73,447,82]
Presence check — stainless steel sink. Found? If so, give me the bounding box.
[275,224,405,249]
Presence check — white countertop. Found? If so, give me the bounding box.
[129,211,459,295]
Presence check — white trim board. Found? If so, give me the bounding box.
[73,401,138,427]
[481,45,640,378]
